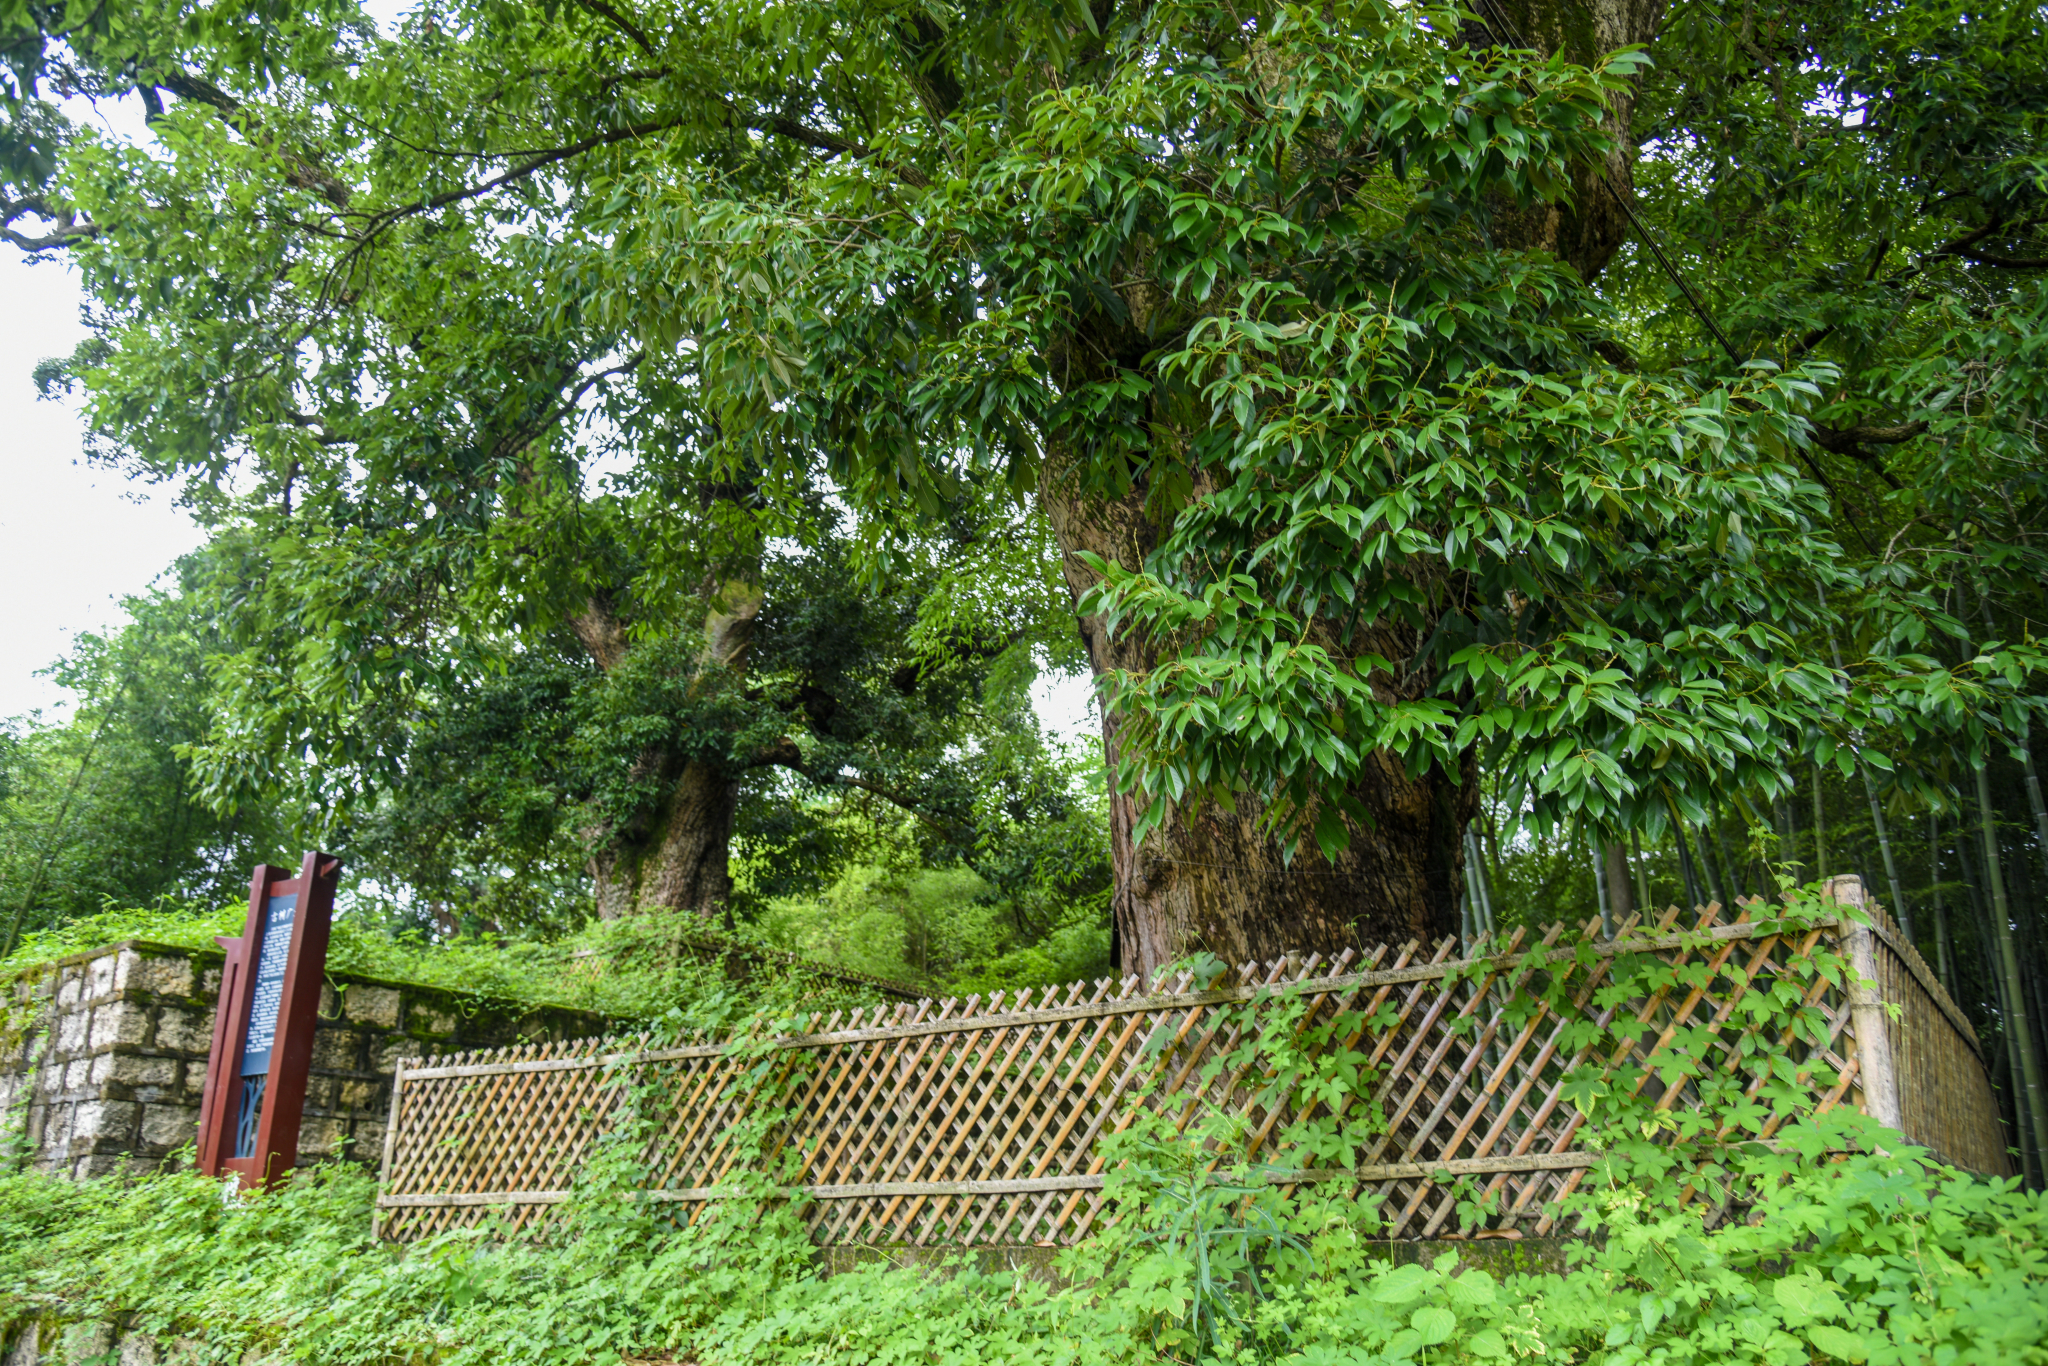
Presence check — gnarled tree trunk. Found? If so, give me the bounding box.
[1048,0,1658,983]
[587,757,745,922]
[574,583,762,922]
[1042,469,1478,983]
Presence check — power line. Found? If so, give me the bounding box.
[1462,0,1883,552]
[1468,0,1745,369]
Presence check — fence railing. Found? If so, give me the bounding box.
[1848,898,2009,1175]
[375,888,2011,1245]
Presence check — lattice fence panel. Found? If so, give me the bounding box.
[376,899,2009,1245]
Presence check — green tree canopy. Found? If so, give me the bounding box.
[5,0,2043,977]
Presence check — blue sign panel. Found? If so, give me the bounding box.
[240,892,298,1076]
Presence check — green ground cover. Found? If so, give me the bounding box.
[2,902,2042,1366]
[0,901,897,1024]
[0,1101,2039,1366]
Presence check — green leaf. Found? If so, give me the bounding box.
[1372,1264,1434,1304]
[1467,1330,1508,1359]
[1411,1306,1456,1345]
[1807,1326,1868,1362]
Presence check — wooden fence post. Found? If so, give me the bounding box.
[1831,874,1903,1132]
[373,1055,410,1240]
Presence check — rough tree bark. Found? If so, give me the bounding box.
[1046,0,1661,983]
[1042,473,1479,981]
[572,583,763,922]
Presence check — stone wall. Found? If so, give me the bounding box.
[0,939,611,1178]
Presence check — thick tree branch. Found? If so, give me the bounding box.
[282,411,355,445]
[484,352,644,466]
[1820,421,1927,446]
[1957,248,2048,269]
[2,196,96,251]
[1809,419,1925,491]
[570,592,633,671]
[345,102,912,272]
[156,68,355,208]
[571,0,657,57]
[754,738,976,843]
[1929,215,2046,269]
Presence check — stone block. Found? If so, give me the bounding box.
[297,1115,342,1157]
[303,1076,339,1112]
[64,1057,93,1092]
[4,1321,39,1366]
[155,1006,208,1054]
[72,1099,139,1143]
[120,1331,161,1366]
[89,1001,151,1049]
[118,949,195,998]
[354,1119,386,1158]
[311,1029,361,1071]
[76,1152,137,1177]
[86,953,119,1001]
[141,1103,199,1150]
[200,966,222,995]
[372,1038,420,1072]
[345,984,403,1029]
[91,1053,116,1086]
[339,1078,379,1111]
[408,1005,457,1036]
[63,1320,115,1365]
[56,968,83,1009]
[55,1007,88,1053]
[319,982,339,1019]
[107,1053,179,1087]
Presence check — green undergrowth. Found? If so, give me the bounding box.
[0,900,897,1022]
[2,896,2044,1365]
[0,1116,2040,1366]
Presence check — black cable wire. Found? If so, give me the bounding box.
[1468,0,1745,369]
[1462,0,1882,552]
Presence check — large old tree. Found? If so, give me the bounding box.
[6,0,2043,973]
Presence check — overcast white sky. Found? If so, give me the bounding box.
[1,242,206,722]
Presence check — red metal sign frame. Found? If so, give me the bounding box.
[196,851,340,1186]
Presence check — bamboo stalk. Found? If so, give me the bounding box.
[1665,793,1705,913]
[1811,764,1830,882]
[1468,830,1499,938]
[1590,837,1613,939]
[1860,766,1911,939]
[1603,842,1636,921]
[1692,822,1727,910]
[1820,594,1913,937]
[1630,832,1651,915]
[2023,733,2048,894]
[1708,801,1744,901]
[1929,811,1954,998]
[1977,763,2048,1184]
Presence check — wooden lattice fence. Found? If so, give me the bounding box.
[375,887,2010,1245]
